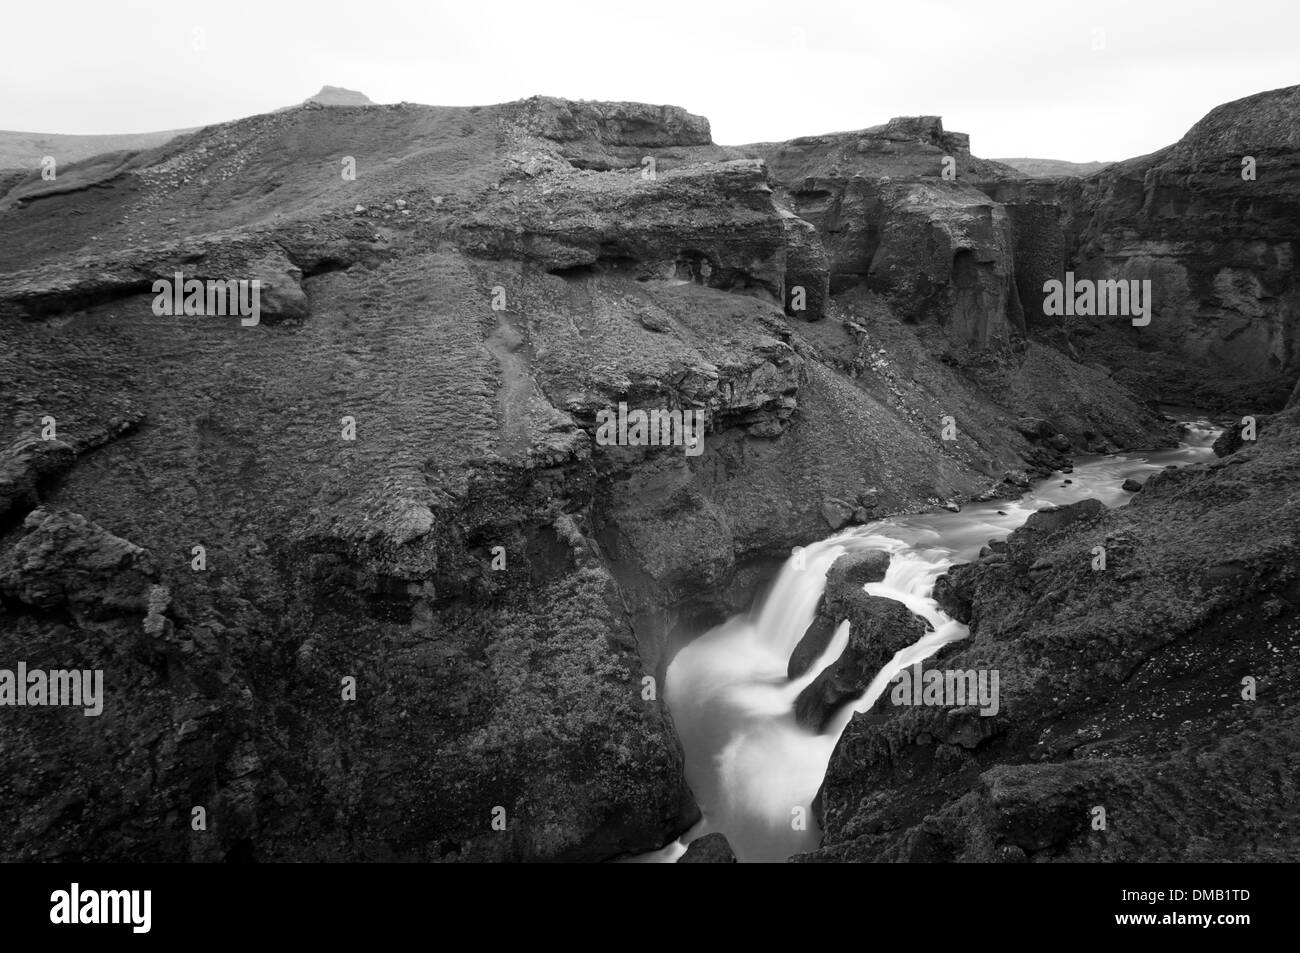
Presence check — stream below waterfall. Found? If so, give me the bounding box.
[638,416,1223,863]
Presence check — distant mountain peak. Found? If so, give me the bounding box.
[302,86,374,107]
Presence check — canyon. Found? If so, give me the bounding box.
[0,84,1296,861]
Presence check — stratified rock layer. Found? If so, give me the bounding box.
[985,84,1300,411]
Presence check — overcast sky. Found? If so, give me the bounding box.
[2,0,1295,161]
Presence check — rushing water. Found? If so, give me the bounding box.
[650,418,1222,863]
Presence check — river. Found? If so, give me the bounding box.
[638,416,1223,862]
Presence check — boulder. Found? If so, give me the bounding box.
[0,508,157,617]
[1021,498,1105,536]
[679,832,736,863]
[1015,417,1052,439]
[1213,417,1268,457]
[794,596,926,732]
[826,550,892,594]
[789,551,925,731]
[820,498,856,530]
[787,550,892,680]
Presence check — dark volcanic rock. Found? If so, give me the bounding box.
[678,832,736,863]
[0,508,157,615]
[931,572,971,625]
[1015,417,1052,439]
[792,597,925,732]
[789,551,925,731]
[780,210,830,320]
[0,436,75,518]
[1021,498,1105,536]
[0,415,143,519]
[826,549,892,594]
[1212,416,1268,457]
[819,498,856,530]
[787,550,893,680]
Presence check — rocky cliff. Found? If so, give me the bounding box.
[743,117,1027,350]
[982,85,1300,412]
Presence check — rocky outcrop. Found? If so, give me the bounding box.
[788,551,926,731]
[0,415,142,520]
[0,437,75,519]
[978,180,1069,334]
[302,85,375,107]
[503,96,714,171]
[780,209,830,320]
[457,158,793,306]
[0,234,339,322]
[678,831,736,862]
[1212,415,1269,456]
[0,508,157,615]
[743,118,1025,352]
[867,183,1023,346]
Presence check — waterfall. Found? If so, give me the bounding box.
[655,419,1222,862]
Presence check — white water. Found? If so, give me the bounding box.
[659,419,1222,863]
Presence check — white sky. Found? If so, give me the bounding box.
[1,0,1295,161]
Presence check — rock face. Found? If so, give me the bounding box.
[504,96,714,171]
[744,117,1026,353]
[801,409,1300,862]
[869,184,1023,347]
[0,237,315,322]
[983,84,1300,411]
[458,158,791,305]
[0,95,1178,862]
